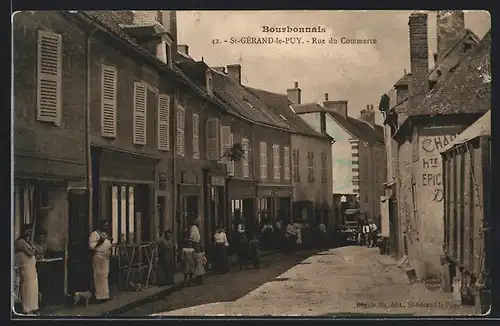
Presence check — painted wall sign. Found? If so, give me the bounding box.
[211,176,225,186]
[181,170,198,184]
[158,172,167,190]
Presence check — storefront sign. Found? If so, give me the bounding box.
[181,170,198,184]
[211,176,225,186]
[158,172,167,190]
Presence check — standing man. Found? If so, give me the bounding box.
[369,220,378,248]
[88,220,113,303]
[362,221,370,247]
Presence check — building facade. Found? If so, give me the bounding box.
[382,11,489,279]
[247,83,334,229]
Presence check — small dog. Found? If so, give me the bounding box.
[72,291,92,307]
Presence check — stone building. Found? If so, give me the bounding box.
[381,11,490,279]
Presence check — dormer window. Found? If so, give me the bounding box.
[206,70,213,96]
[165,41,172,67]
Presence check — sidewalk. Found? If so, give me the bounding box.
[39,249,281,317]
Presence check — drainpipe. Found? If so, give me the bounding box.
[86,27,99,232]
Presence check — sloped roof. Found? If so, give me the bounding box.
[292,103,326,114]
[414,30,491,116]
[211,72,290,130]
[440,110,490,153]
[321,110,384,145]
[244,87,330,139]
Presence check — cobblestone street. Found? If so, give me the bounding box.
[153,246,476,316]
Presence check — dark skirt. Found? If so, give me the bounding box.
[157,258,175,285]
[213,243,227,273]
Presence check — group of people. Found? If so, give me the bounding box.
[14,224,49,315]
[359,220,379,247]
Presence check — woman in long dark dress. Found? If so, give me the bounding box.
[212,226,229,274]
[157,230,175,286]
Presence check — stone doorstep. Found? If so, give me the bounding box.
[42,249,283,317]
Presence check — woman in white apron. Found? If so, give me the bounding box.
[88,221,113,303]
[14,224,39,315]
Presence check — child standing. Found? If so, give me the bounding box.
[248,234,260,269]
[194,246,207,285]
[181,241,195,286]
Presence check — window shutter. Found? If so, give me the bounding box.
[133,82,147,145]
[37,30,62,125]
[101,65,117,138]
[157,94,170,151]
[260,142,267,180]
[192,113,200,159]
[227,133,235,176]
[176,106,185,156]
[206,118,220,160]
[242,138,249,178]
[221,126,231,161]
[284,146,290,180]
[273,145,280,180]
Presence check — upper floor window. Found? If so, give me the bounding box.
[206,118,220,160]
[37,30,62,126]
[133,81,147,145]
[192,113,200,159]
[321,151,328,183]
[157,94,170,151]
[176,105,185,156]
[283,146,290,181]
[292,149,300,182]
[260,142,267,180]
[221,126,234,176]
[241,138,250,178]
[273,144,280,181]
[101,64,117,138]
[307,152,315,183]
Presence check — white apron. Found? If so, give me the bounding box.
[15,250,39,313]
[89,231,112,300]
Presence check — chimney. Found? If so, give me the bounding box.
[177,44,189,56]
[226,64,242,84]
[360,104,375,128]
[159,11,178,52]
[287,82,302,105]
[437,11,465,60]
[212,66,226,74]
[323,97,348,119]
[409,12,429,110]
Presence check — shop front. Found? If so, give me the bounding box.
[202,164,227,256]
[177,169,203,248]
[91,146,158,289]
[256,184,293,227]
[227,178,257,236]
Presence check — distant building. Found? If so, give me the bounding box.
[293,93,385,226]
[247,83,334,229]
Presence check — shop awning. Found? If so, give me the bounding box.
[440,110,491,154]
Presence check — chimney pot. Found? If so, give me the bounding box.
[370,104,374,110]
[366,104,370,110]
[404,68,407,75]
[287,83,302,105]
[294,82,299,88]
[325,93,329,101]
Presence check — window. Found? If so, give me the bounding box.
[321,151,328,183]
[284,146,290,181]
[292,149,300,182]
[273,144,280,181]
[101,64,117,138]
[110,186,136,244]
[241,138,250,178]
[206,118,220,160]
[221,126,232,175]
[307,152,315,183]
[37,30,62,125]
[157,94,170,151]
[192,113,200,159]
[133,82,147,145]
[260,142,267,180]
[176,105,185,156]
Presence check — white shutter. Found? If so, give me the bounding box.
[133,82,147,145]
[157,94,170,151]
[176,105,185,156]
[206,118,220,160]
[192,113,200,159]
[221,126,231,161]
[284,146,290,180]
[242,138,249,178]
[228,134,235,176]
[260,142,267,180]
[101,65,117,138]
[273,145,280,180]
[37,30,62,125]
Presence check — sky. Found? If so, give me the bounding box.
[177,10,490,125]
